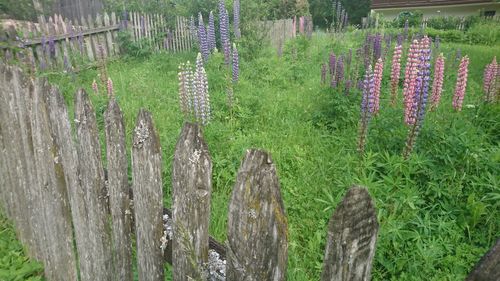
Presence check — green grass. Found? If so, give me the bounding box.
[1,30,499,280]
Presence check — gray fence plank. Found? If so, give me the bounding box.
[172,122,212,281]
[31,77,78,281]
[132,109,164,281]
[74,89,113,281]
[104,98,133,281]
[321,186,379,281]
[227,149,288,281]
[466,239,500,281]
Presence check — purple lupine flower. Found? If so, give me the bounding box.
[358,65,375,154]
[373,58,384,115]
[357,79,364,90]
[373,33,382,64]
[336,56,344,87]
[207,11,216,52]
[483,57,498,102]
[430,53,445,110]
[397,34,403,45]
[223,38,231,66]
[363,35,372,69]
[403,36,432,158]
[198,13,209,61]
[321,64,327,85]
[234,0,241,39]
[232,43,239,84]
[48,36,56,59]
[383,34,392,60]
[404,19,409,41]
[219,1,231,65]
[329,53,336,88]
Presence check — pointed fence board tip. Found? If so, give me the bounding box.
[227,149,288,281]
[321,186,379,281]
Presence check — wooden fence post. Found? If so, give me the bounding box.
[321,186,379,281]
[466,239,500,281]
[74,89,113,281]
[227,149,288,281]
[105,98,133,281]
[132,109,164,281]
[172,122,212,281]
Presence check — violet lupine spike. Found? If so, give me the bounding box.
[363,35,372,69]
[329,53,336,88]
[234,0,241,39]
[358,65,375,154]
[198,13,209,62]
[223,38,231,66]
[397,34,403,46]
[178,63,189,117]
[390,44,403,106]
[373,58,384,115]
[483,57,498,102]
[383,34,392,61]
[336,56,345,88]
[107,77,114,97]
[403,36,432,158]
[373,33,382,65]
[321,64,327,85]
[208,11,216,52]
[430,53,445,110]
[92,80,98,95]
[219,0,229,45]
[453,56,470,111]
[232,43,239,84]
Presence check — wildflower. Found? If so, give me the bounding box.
[373,58,384,115]
[483,57,498,102]
[403,39,421,125]
[329,53,336,88]
[219,1,231,64]
[430,53,445,110]
[453,56,470,111]
[390,44,403,106]
[336,56,345,87]
[207,11,216,52]
[358,65,374,154]
[107,77,113,97]
[198,13,209,61]
[48,36,56,59]
[372,33,382,64]
[194,53,210,125]
[232,43,239,84]
[92,80,98,94]
[178,62,191,117]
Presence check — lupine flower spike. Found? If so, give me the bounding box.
[430,53,445,110]
[106,78,114,97]
[373,58,384,115]
[358,65,375,154]
[403,39,421,125]
[194,53,210,125]
[198,13,209,61]
[390,44,403,106]
[208,11,216,52]
[453,56,470,111]
[483,57,498,102]
[232,43,239,84]
[92,79,98,95]
[321,64,327,85]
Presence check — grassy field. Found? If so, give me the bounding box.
[1,30,499,280]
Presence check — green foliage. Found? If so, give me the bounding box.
[394,11,424,28]
[0,0,52,21]
[116,31,153,58]
[0,213,44,281]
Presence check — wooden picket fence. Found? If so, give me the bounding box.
[260,16,312,55]
[1,12,195,73]
[0,64,498,281]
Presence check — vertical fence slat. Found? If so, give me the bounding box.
[104,12,115,56]
[111,12,119,54]
[80,16,95,61]
[94,13,108,58]
[466,239,500,281]
[74,89,113,281]
[172,122,212,280]
[227,149,288,281]
[42,84,91,281]
[321,186,378,281]
[31,77,78,281]
[132,109,164,281]
[105,99,133,281]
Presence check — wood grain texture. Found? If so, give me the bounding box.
[321,186,378,281]
[132,109,164,281]
[105,98,133,281]
[466,239,500,281]
[74,89,113,281]
[227,149,288,281]
[172,122,212,281]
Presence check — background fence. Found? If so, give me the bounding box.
[1,63,498,280]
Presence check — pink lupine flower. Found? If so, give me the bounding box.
[430,53,445,110]
[107,78,113,97]
[452,56,470,111]
[92,79,98,94]
[483,57,498,102]
[390,44,402,106]
[403,40,421,125]
[373,58,384,115]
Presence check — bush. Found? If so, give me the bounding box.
[466,22,500,45]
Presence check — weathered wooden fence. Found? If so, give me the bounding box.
[260,16,312,55]
[0,63,498,280]
[1,12,194,72]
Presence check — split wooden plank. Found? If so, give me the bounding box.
[104,12,115,56]
[105,99,133,281]
[321,186,379,281]
[227,149,288,281]
[132,109,164,281]
[94,13,108,59]
[74,89,113,281]
[110,12,119,54]
[80,16,95,61]
[172,122,212,281]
